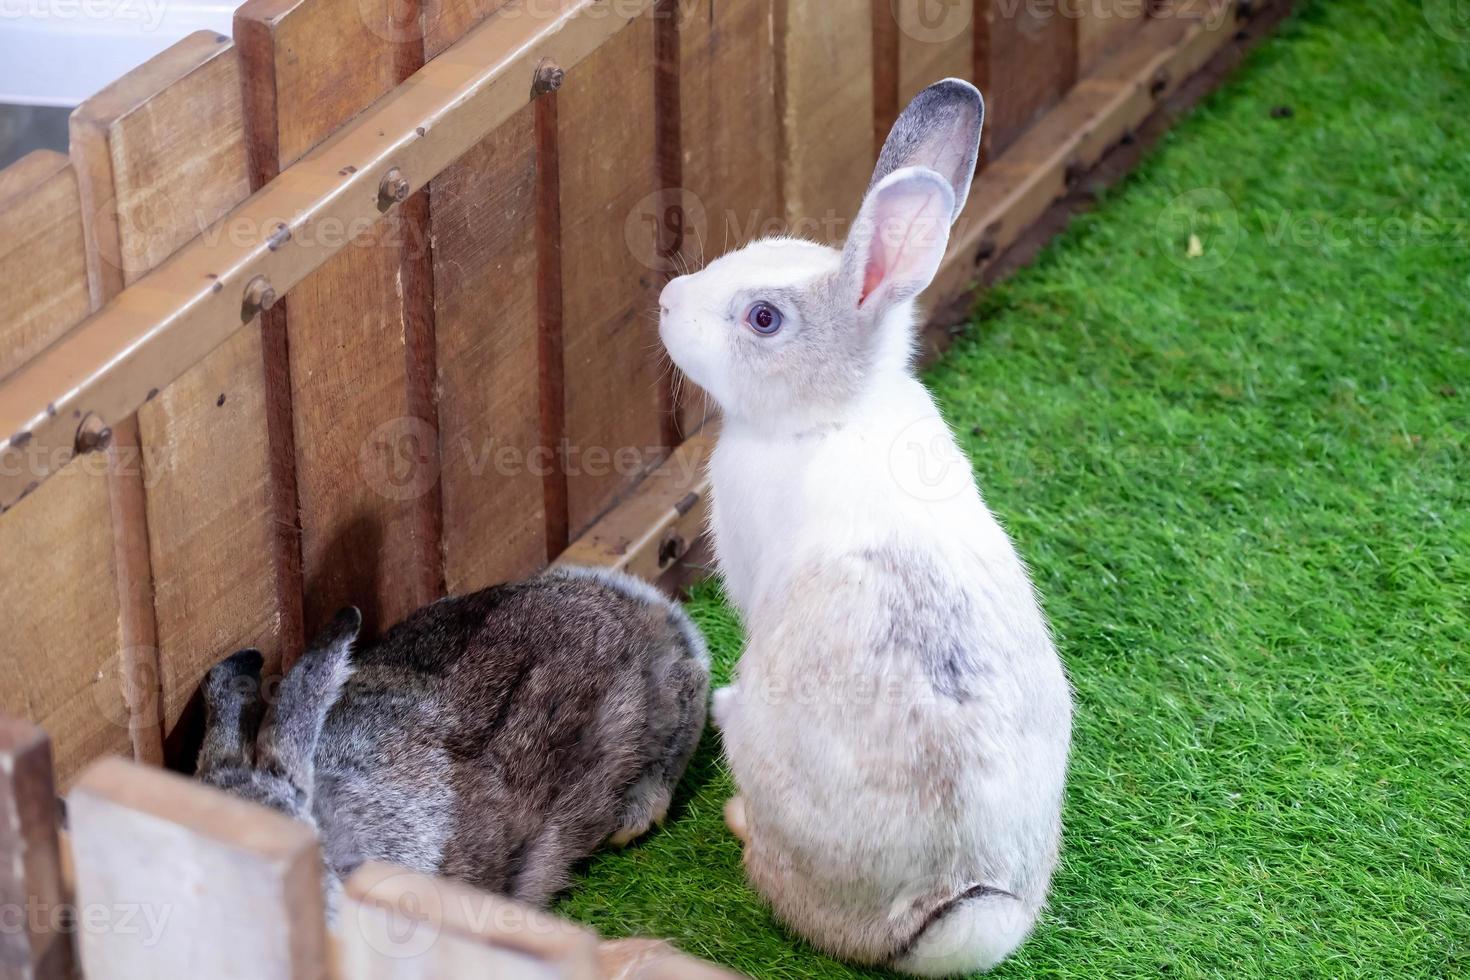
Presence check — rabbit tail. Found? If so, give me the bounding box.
[890,886,1037,978]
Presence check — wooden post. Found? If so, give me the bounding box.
[0,152,131,789]
[556,8,668,538]
[235,0,444,639]
[69,31,291,766]
[338,863,600,978]
[67,757,327,979]
[779,0,876,242]
[976,0,1078,156]
[0,718,74,980]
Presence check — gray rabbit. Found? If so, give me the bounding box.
[196,565,710,916]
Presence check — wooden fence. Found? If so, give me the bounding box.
[1,716,743,978]
[0,0,1275,825]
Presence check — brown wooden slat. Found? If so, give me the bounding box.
[673,0,780,436]
[897,0,977,105]
[938,9,1231,302]
[69,31,293,758]
[536,89,571,559]
[423,0,545,588]
[427,104,548,590]
[1079,0,1149,74]
[69,757,327,977]
[557,428,711,584]
[976,0,1078,156]
[236,0,441,638]
[0,0,654,516]
[0,152,131,787]
[0,718,74,980]
[0,152,90,380]
[872,0,901,157]
[780,0,875,241]
[556,11,666,537]
[340,863,601,976]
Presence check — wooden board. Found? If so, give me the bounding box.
[673,0,780,436]
[780,0,875,240]
[341,863,601,977]
[0,152,131,788]
[1079,0,1149,74]
[976,0,1078,155]
[69,757,327,978]
[0,152,90,380]
[429,104,548,591]
[236,0,440,638]
[557,12,667,537]
[0,718,74,980]
[896,0,977,105]
[69,31,291,750]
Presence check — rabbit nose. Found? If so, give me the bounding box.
[659,276,686,316]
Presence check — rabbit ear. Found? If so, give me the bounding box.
[870,78,983,224]
[197,649,267,776]
[256,607,360,791]
[840,167,956,313]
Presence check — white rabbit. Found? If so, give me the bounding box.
[657,79,1072,976]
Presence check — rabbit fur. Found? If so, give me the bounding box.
[196,565,710,919]
[658,79,1072,976]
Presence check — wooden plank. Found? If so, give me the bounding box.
[0,718,75,980]
[896,0,977,105]
[339,862,600,977]
[558,429,711,583]
[424,0,544,589]
[236,0,441,637]
[557,11,666,536]
[68,757,327,978]
[674,0,780,437]
[0,152,90,381]
[0,0,655,515]
[68,31,292,753]
[1079,0,1149,75]
[976,0,1078,156]
[937,10,1234,302]
[779,0,875,241]
[598,939,745,979]
[427,104,548,590]
[0,149,131,789]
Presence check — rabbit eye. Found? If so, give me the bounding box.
[746,301,784,336]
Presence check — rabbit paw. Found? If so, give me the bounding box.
[723,795,749,844]
[608,779,673,848]
[712,685,740,730]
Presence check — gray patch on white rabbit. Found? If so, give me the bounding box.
[859,544,994,702]
[196,566,710,918]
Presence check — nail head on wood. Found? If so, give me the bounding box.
[75,415,112,455]
[242,276,277,317]
[532,59,564,97]
[379,168,411,208]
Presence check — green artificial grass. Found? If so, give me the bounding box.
[559,1,1470,975]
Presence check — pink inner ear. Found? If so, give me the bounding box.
[861,252,887,306]
[858,183,944,308]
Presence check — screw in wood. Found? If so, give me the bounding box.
[657,530,688,569]
[75,414,112,455]
[531,59,565,98]
[379,168,411,209]
[242,275,277,319]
